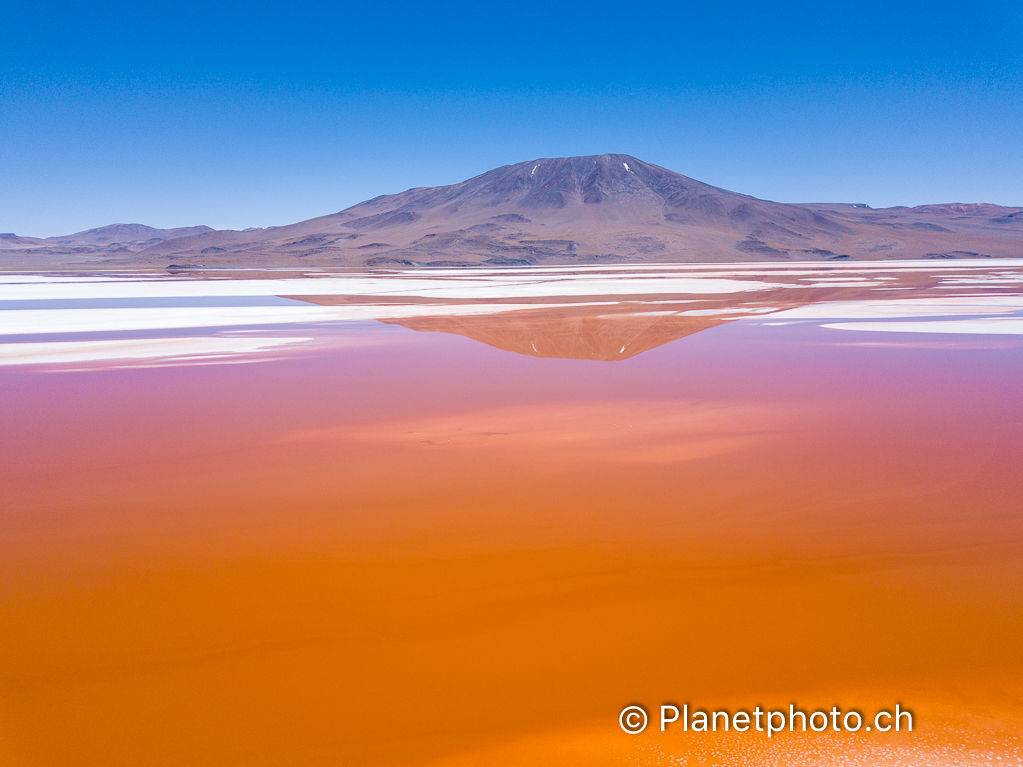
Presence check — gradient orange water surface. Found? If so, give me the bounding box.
[2,312,1023,766]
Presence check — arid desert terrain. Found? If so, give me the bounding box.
[3,155,1021,270]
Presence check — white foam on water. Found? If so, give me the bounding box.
[0,275,775,302]
[770,295,1023,320]
[823,318,1023,335]
[0,301,624,336]
[0,335,312,367]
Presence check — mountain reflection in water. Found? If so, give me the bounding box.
[383,305,730,360]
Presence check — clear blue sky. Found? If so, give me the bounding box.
[2,0,1021,236]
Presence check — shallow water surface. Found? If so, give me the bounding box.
[2,263,1023,766]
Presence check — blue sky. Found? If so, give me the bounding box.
[2,0,1021,236]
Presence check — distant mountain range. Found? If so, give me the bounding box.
[3,154,1021,268]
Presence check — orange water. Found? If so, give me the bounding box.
[2,316,1022,765]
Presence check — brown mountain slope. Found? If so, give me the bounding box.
[2,155,1020,268]
[0,223,215,256]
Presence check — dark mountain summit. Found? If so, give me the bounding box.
[344,154,853,240]
[3,155,1020,268]
[396,154,704,210]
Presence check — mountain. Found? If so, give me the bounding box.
[44,223,215,248]
[1,224,214,257]
[2,155,1020,268]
